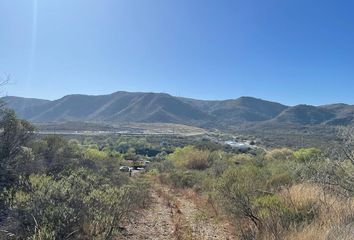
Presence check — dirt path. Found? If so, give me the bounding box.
[121,189,175,240]
[122,183,236,240]
[171,188,235,240]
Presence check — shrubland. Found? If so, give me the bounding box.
[149,138,354,240]
[0,110,150,239]
[2,107,354,239]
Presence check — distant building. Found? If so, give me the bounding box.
[225,141,251,151]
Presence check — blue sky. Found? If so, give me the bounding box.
[1,0,354,105]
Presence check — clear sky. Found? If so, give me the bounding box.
[1,0,354,105]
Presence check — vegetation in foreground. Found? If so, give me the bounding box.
[0,109,150,239]
[150,137,354,239]
[1,108,354,239]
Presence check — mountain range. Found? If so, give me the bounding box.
[2,91,354,128]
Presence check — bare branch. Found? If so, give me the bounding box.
[0,74,10,108]
[0,74,10,88]
[337,126,354,165]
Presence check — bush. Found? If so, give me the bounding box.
[84,180,151,238]
[253,195,292,238]
[185,156,209,170]
[168,171,202,188]
[148,160,175,173]
[266,148,294,161]
[267,172,293,191]
[293,148,322,163]
[169,146,212,170]
[11,170,149,239]
[218,165,267,228]
[210,157,233,177]
[232,154,254,163]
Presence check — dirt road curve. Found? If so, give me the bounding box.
[122,184,236,240]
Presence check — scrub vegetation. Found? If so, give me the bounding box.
[0,109,150,239]
[1,108,354,239]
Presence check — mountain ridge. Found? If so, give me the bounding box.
[2,92,354,128]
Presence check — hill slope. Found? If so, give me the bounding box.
[271,104,335,125]
[2,92,354,128]
[2,92,209,125]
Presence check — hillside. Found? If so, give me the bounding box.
[2,92,209,125]
[271,104,336,125]
[320,104,354,125]
[2,92,354,129]
[179,96,288,124]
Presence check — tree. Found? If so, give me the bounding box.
[218,165,266,228]
[299,127,354,196]
[32,135,80,177]
[0,109,35,161]
[0,110,35,238]
[0,75,9,108]
[0,110,35,208]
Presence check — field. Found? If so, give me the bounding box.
[36,122,209,136]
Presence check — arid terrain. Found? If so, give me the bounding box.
[123,181,235,240]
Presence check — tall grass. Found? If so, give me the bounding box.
[282,184,354,240]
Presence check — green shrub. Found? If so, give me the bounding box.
[218,165,267,228]
[11,170,149,239]
[168,170,202,188]
[293,148,322,163]
[266,148,294,161]
[168,146,212,170]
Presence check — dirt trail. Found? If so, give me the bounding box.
[122,183,236,240]
[121,189,175,240]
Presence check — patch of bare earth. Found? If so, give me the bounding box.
[122,183,236,240]
[121,189,175,240]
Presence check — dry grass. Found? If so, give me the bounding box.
[280,184,354,240]
[156,174,354,240]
